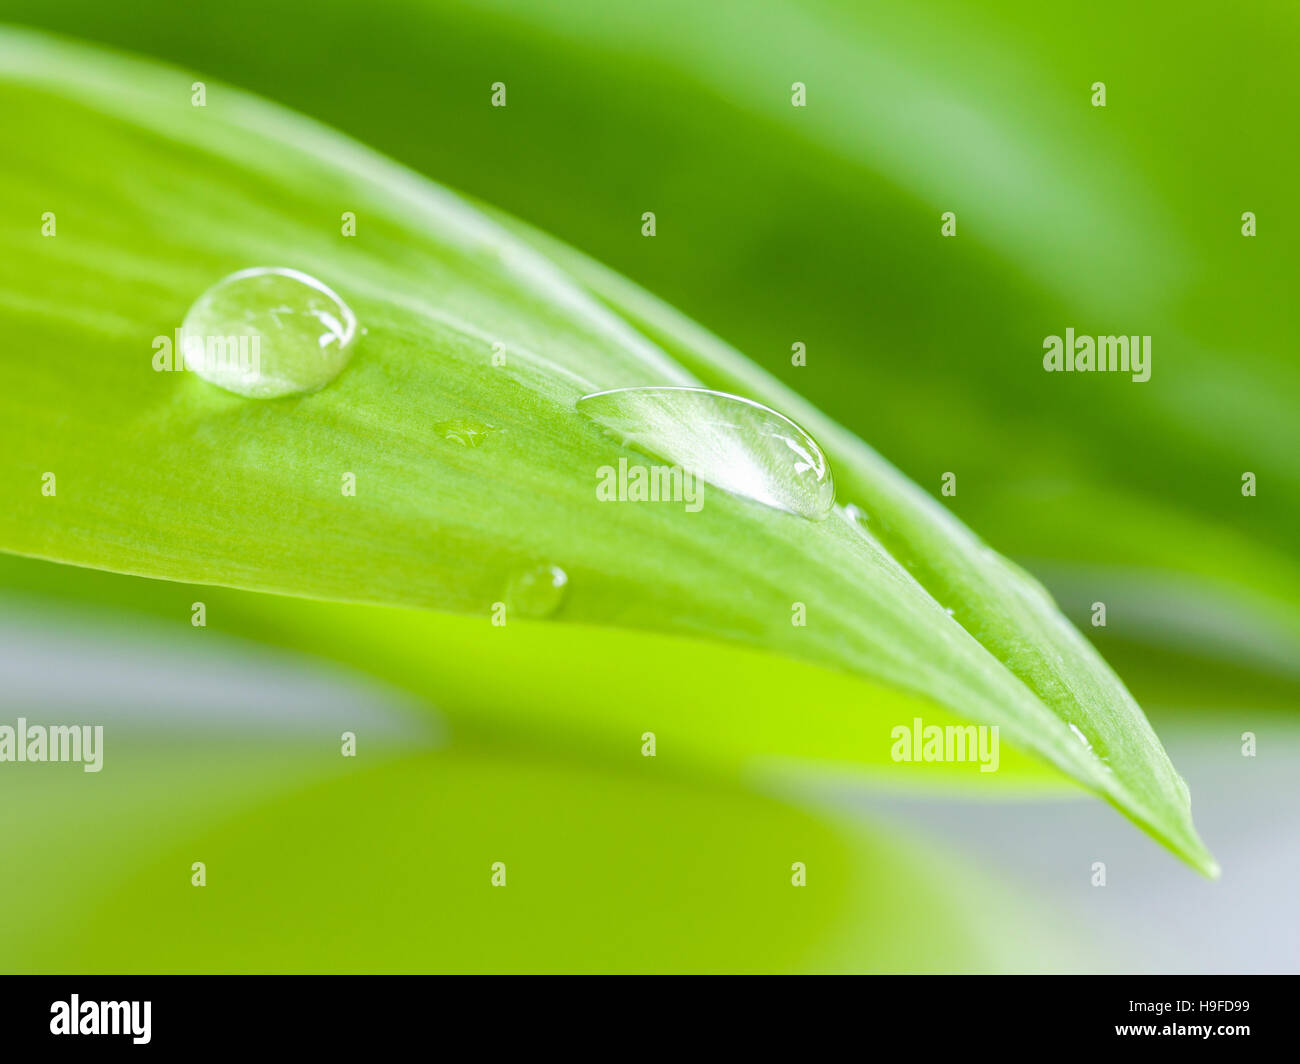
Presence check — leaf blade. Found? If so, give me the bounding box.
[0,28,1214,873]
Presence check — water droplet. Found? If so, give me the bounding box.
[838,505,880,546]
[505,564,568,619]
[944,607,955,617]
[841,503,870,527]
[181,266,358,398]
[435,418,502,447]
[1067,723,1092,750]
[575,387,834,520]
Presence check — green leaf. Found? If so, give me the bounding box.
[0,733,1066,973]
[0,563,1084,972]
[0,554,1074,794]
[0,28,1214,874]
[8,0,1298,660]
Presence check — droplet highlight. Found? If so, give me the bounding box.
[505,564,568,619]
[180,266,358,398]
[575,386,834,520]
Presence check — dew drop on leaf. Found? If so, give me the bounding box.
[841,502,870,528]
[505,564,568,619]
[575,386,835,520]
[435,417,502,447]
[180,266,358,398]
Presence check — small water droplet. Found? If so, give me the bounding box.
[1067,723,1092,750]
[575,386,834,520]
[944,607,955,617]
[181,266,358,398]
[838,503,876,541]
[435,418,502,447]
[505,564,568,619]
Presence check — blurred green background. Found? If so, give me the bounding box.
[1,0,1297,971]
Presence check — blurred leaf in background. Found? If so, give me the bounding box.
[1,569,1087,973]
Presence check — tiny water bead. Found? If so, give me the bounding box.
[841,502,870,528]
[504,564,568,619]
[435,418,502,447]
[1066,721,1114,770]
[180,266,358,398]
[575,387,835,520]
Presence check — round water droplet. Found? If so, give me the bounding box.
[575,386,834,520]
[505,564,568,619]
[180,266,358,398]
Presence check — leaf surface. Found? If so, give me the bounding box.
[0,29,1214,873]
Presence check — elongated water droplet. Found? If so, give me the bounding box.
[1066,721,1113,766]
[505,564,568,619]
[435,418,502,447]
[181,266,357,398]
[576,387,834,520]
